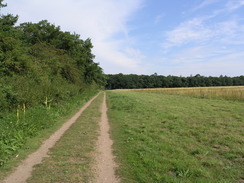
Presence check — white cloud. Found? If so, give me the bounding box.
[216,20,244,44]
[192,0,221,11]
[164,17,214,48]
[163,0,244,50]
[94,41,146,74]
[3,0,145,74]
[169,46,232,64]
[158,51,244,76]
[125,47,146,60]
[226,0,244,11]
[164,16,244,49]
[162,16,244,76]
[154,14,164,24]
[161,8,244,76]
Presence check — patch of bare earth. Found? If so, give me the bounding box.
[93,93,120,183]
[3,94,99,183]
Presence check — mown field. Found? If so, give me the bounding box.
[107,88,244,183]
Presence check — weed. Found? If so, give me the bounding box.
[175,169,192,178]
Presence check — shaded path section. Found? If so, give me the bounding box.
[3,94,99,183]
[94,93,119,183]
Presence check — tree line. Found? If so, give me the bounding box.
[0,0,106,112]
[106,73,244,89]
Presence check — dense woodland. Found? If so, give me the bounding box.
[0,0,106,113]
[106,74,244,89]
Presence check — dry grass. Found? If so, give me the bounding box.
[117,86,244,101]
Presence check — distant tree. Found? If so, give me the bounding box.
[0,0,18,34]
[0,0,6,8]
[18,21,61,45]
[105,74,244,89]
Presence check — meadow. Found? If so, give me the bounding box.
[107,89,244,183]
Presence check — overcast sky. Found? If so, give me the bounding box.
[2,0,244,76]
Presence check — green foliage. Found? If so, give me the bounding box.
[0,89,98,167]
[0,14,18,33]
[0,83,18,111]
[0,0,105,167]
[0,36,29,76]
[0,1,106,113]
[0,0,6,8]
[106,74,244,89]
[18,20,61,45]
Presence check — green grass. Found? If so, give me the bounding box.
[107,91,244,183]
[0,89,99,181]
[26,93,103,183]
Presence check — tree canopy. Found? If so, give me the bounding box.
[0,1,106,112]
[106,74,244,89]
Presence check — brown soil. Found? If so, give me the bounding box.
[3,94,99,183]
[93,93,120,183]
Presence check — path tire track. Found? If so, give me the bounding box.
[93,93,120,183]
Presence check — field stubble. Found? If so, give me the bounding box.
[118,86,244,101]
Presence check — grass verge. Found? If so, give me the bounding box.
[26,92,103,183]
[107,91,244,183]
[0,89,99,181]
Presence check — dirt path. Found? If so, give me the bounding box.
[93,93,119,183]
[3,94,99,183]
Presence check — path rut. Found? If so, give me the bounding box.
[93,93,119,183]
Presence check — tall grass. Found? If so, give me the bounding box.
[0,89,98,167]
[119,86,244,101]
